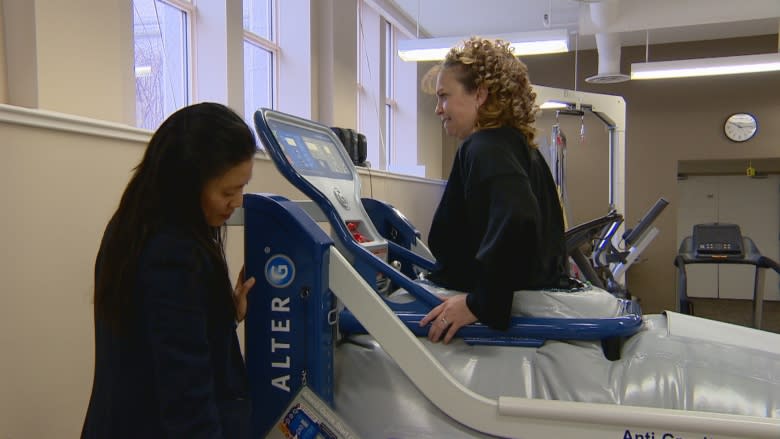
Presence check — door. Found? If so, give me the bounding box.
[717,175,779,301]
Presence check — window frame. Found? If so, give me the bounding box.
[357,1,421,176]
[243,0,279,113]
[384,19,395,169]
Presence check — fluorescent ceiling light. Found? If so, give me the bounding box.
[631,53,780,80]
[539,101,570,109]
[135,66,152,77]
[398,29,569,62]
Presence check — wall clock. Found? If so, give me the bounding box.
[724,113,758,142]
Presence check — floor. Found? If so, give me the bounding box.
[688,298,780,333]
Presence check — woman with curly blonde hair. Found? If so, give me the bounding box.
[420,37,572,343]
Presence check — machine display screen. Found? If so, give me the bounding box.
[267,118,353,181]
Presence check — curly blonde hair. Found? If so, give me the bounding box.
[441,37,538,148]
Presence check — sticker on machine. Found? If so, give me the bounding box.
[265,254,296,288]
[277,403,337,439]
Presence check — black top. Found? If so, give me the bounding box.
[427,126,569,330]
[81,227,250,438]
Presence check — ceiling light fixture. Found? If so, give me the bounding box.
[539,101,571,109]
[631,53,780,80]
[397,29,569,62]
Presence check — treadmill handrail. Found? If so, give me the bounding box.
[623,197,669,246]
[386,240,436,272]
[758,255,780,273]
[565,210,623,253]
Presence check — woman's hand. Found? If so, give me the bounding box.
[419,293,477,344]
[233,266,256,323]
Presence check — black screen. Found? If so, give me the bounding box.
[692,223,744,256]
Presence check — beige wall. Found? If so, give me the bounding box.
[0,114,143,438]
[522,34,780,314]
[2,0,37,109]
[3,0,134,124]
[0,0,7,103]
[0,107,443,437]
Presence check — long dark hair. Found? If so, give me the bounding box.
[95,102,257,333]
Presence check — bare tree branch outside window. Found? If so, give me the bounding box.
[133,0,187,130]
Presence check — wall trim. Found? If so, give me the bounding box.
[0,103,446,187]
[0,104,151,143]
[357,166,445,186]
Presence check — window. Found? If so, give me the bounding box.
[133,0,192,130]
[357,1,421,176]
[357,1,382,169]
[387,21,421,176]
[243,0,277,133]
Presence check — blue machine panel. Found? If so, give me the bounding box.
[244,194,335,437]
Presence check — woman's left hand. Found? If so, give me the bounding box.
[233,266,256,323]
[419,293,477,344]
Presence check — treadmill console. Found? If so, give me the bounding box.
[692,223,744,258]
[264,115,386,250]
[259,110,390,291]
[268,121,353,181]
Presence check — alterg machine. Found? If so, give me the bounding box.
[241,108,780,439]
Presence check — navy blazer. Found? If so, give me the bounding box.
[82,228,250,438]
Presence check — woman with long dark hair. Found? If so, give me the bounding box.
[82,102,258,438]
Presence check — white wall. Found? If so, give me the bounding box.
[195,0,246,113]
[277,0,313,118]
[313,0,358,127]
[0,105,444,438]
